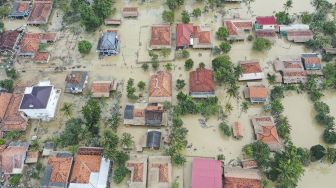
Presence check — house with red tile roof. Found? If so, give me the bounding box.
[224,19,253,41]
[255,30,277,42]
[25,151,39,164]
[0,142,29,175]
[127,154,148,188]
[233,121,243,139]
[91,80,117,98]
[27,1,53,25]
[189,67,215,98]
[244,84,268,104]
[224,167,262,188]
[149,71,172,103]
[192,158,222,188]
[148,156,172,188]
[255,16,277,30]
[287,30,314,43]
[251,116,283,151]
[42,152,73,188]
[239,60,264,81]
[193,26,213,49]
[176,24,213,49]
[69,147,110,188]
[273,59,309,84]
[150,25,171,49]
[176,23,193,49]
[301,53,323,75]
[0,30,22,54]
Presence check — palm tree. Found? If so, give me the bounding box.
[224,103,233,114]
[227,84,239,101]
[60,103,73,117]
[120,133,134,149]
[283,0,293,11]
[267,74,276,85]
[241,101,250,113]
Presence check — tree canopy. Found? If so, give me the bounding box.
[78,40,92,54]
[252,38,272,51]
[81,99,101,134]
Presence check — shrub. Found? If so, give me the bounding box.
[217,154,225,160]
[219,122,231,136]
[38,43,48,52]
[137,81,146,90]
[176,79,186,90]
[252,38,272,51]
[5,68,17,79]
[162,10,174,23]
[184,59,194,70]
[310,144,326,161]
[78,40,92,54]
[275,11,291,25]
[0,79,14,92]
[141,63,149,71]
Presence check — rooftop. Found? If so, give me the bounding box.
[9,2,30,17]
[27,1,53,24]
[146,130,161,148]
[148,156,172,187]
[189,68,215,93]
[224,19,253,36]
[20,85,53,109]
[150,25,171,47]
[0,142,29,174]
[91,81,112,94]
[0,30,21,51]
[33,52,50,62]
[149,71,172,100]
[256,16,277,25]
[97,31,118,51]
[193,26,212,44]
[287,30,314,36]
[192,158,222,188]
[301,53,321,65]
[224,167,262,188]
[126,154,148,188]
[19,33,43,54]
[176,23,194,47]
[248,85,268,99]
[255,30,276,37]
[240,60,262,74]
[65,71,88,92]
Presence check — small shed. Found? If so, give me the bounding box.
[42,142,54,156]
[123,7,138,18]
[104,19,121,26]
[146,130,161,149]
[233,121,243,139]
[25,151,39,164]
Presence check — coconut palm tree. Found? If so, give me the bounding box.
[241,101,250,113]
[224,103,233,114]
[60,103,73,117]
[283,0,293,11]
[120,133,134,149]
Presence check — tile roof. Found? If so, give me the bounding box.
[42,33,57,42]
[19,33,43,54]
[301,54,321,65]
[70,152,102,184]
[233,121,243,138]
[150,25,171,47]
[283,59,304,69]
[283,71,307,77]
[248,85,268,99]
[148,156,172,187]
[0,142,29,174]
[65,71,88,91]
[256,16,277,25]
[9,2,30,17]
[127,154,147,188]
[149,71,172,99]
[33,52,50,62]
[224,167,262,188]
[91,81,112,94]
[47,155,73,184]
[0,30,21,51]
[287,30,314,37]
[192,158,222,188]
[27,1,53,24]
[122,7,138,17]
[127,163,144,182]
[176,23,193,47]
[240,60,262,74]
[0,92,12,119]
[224,19,253,36]
[255,30,276,37]
[193,26,212,44]
[189,68,215,93]
[20,86,52,109]
[25,151,39,163]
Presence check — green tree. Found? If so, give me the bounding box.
[92,0,114,19]
[315,113,334,127]
[192,8,202,18]
[78,40,92,54]
[219,42,231,53]
[305,39,322,51]
[271,99,284,115]
[137,81,146,90]
[113,166,129,184]
[176,79,186,90]
[0,79,14,92]
[141,63,149,71]
[0,21,4,32]
[243,141,271,170]
[224,103,233,113]
[79,4,102,32]
[81,99,101,134]
[101,130,119,150]
[166,0,184,10]
[267,74,276,84]
[216,27,229,40]
[38,43,47,52]
[126,78,137,99]
[152,60,160,70]
[219,122,231,136]
[162,10,175,23]
[184,59,194,70]
[283,0,293,11]
[301,12,312,24]
[58,118,83,147]
[314,101,330,114]
[120,132,134,149]
[323,128,336,144]
[60,102,73,118]
[181,10,190,24]
[199,62,205,68]
[275,11,291,25]
[323,21,336,35]
[277,116,291,139]
[164,63,173,71]
[160,48,171,57]
[297,147,311,166]
[310,144,326,161]
[107,112,121,131]
[325,146,336,164]
[240,101,250,113]
[0,5,10,18]
[252,38,272,51]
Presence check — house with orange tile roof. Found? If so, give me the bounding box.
[91,80,117,98]
[251,116,283,151]
[0,142,29,175]
[0,92,28,134]
[9,1,31,19]
[69,147,110,188]
[148,156,172,188]
[255,30,277,42]
[244,84,268,104]
[27,1,53,25]
[42,152,73,188]
[301,53,323,75]
[124,103,167,126]
[25,151,39,164]
[189,67,215,98]
[287,30,314,43]
[150,25,171,49]
[224,166,262,188]
[192,26,213,49]
[127,154,148,188]
[233,121,243,139]
[149,71,172,103]
[176,24,213,49]
[273,59,308,84]
[224,19,253,41]
[239,60,264,81]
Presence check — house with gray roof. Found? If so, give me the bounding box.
[64,71,88,94]
[146,130,161,149]
[97,31,119,56]
[19,81,61,121]
[8,2,31,19]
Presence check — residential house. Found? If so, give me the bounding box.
[287,30,314,43]
[149,71,172,103]
[126,154,148,188]
[122,7,138,18]
[42,152,73,188]
[244,84,268,104]
[224,19,253,41]
[251,116,283,151]
[176,24,213,49]
[255,30,276,42]
[0,30,22,54]
[189,67,215,98]
[191,158,222,188]
[224,167,262,188]
[0,91,28,134]
[69,147,110,188]
[278,24,310,33]
[64,71,88,94]
[91,80,117,98]
[97,31,119,56]
[233,121,243,139]
[104,19,121,26]
[124,103,167,126]
[27,1,53,25]
[146,130,161,149]
[301,53,323,75]
[0,142,29,175]
[148,156,172,188]
[273,59,308,84]
[150,24,171,49]
[8,1,31,19]
[25,151,39,164]
[255,16,277,30]
[239,60,264,81]
[19,81,61,121]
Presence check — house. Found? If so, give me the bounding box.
[239,60,263,81]
[244,84,268,104]
[189,67,215,98]
[42,152,73,188]
[27,1,53,25]
[241,159,258,169]
[0,142,29,175]
[283,71,308,84]
[224,167,262,188]
[42,142,54,156]
[150,24,171,49]
[127,154,148,188]
[69,147,110,188]
[122,7,138,18]
[251,116,283,151]
[301,53,323,75]
[19,81,61,121]
[25,151,39,164]
[91,80,117,98]
[0,92,28,133]
[8,1,31,19]
[224,19,253,41]
[273,59,308,84]
[97,31,119,56]
[0,30,22,54]
[233,121,243,139]
[191,158,222,188]
[124,103,167,126]
[286,30,314,43]
[104,19,121,26]
[148,156,172,188]
[255,16,277,30]
[149,71,172,103]
[146,130,161,149]
[64,71,88,94]
[176,24,213,49]
[279,24,310,33]
[255,30,276,42]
